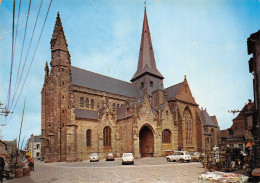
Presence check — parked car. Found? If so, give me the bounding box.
[190,152,201,162]
[106,153,115,161]
[166,151,191,162]
[90,153,99,162]
[122,153,134,165]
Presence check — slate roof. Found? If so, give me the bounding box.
[75,108,98,120]
[154,104,165,112]
[164,82,183,101]
[131,8,164,82]
[71,66,140,98]
[116,105,127,120]
[200,109,218,127]
[34,135,41,142]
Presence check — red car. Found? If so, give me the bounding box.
[106,153,115,161]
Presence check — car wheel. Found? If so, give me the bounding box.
[122,162,124,165]
[132,162,134,165]
[187,160,190,163]
[195,159,198,162]
[167,158,170,162]
[180,159,184,163]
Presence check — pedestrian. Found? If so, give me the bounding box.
[27,156,34,171]
[200,152,205,168]
[0,157,5,183]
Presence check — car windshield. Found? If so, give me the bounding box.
[91,153,98,156]
[184,152,189,155]
[108,153,113,156]
[194,152,200,156]
[123,153,133,157]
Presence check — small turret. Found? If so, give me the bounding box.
[45,61,49,80]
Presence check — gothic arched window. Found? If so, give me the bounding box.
[91,99,94,109]
[86,129,91,146]
[103,126,111,147]
[184,107,193,145]
[85,98,89,108]
[80,97,84,108]
[211,128,215,147]
[113,103,115,111]
[162,129,171,143]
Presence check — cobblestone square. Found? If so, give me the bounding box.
[7,158,207,183]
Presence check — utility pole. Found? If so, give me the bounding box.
[228,110,241,115]
[0,102,12,138]
[81,120,82,161]
[0,102,12,117]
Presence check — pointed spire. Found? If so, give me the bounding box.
[51,12,69,52]
[131,8,164,82]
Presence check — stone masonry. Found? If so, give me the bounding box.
[41,9,220,162]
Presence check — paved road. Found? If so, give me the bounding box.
[6,158,207,183]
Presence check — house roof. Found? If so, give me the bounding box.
[34,135,41,142]
[164,82,183,101]
[75,108,98,120]
[200,109,218,127]
[71,66,140,98]
[233,104,251,121]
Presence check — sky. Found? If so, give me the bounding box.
[0,0,259,145]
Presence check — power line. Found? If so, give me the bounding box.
[7,0,16,110]
[0,8,44,40]
[10,0,22,106]
[12,0,53,112]
[11,0,32,108]
[11,0,43,109]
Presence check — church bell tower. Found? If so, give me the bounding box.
[131,8,164,96]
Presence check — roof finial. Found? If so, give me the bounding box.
[144,0,146,8]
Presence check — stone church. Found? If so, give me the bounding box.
[41,9,210,162]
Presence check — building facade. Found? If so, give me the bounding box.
[26,135,41,159]
[219,100,254,151]
[200,108,220,152]
[41,9,212,162]
[247,29,260,170]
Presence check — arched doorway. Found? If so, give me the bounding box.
[139,126,154,157]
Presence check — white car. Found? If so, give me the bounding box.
[166,151,191,162]
[90,153,99,162]
[122,153,134,165]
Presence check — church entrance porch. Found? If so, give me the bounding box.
[139,126,154,157]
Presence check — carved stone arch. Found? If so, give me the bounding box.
[139,123,155,135]
[139,123,155,157]
[183,106,193,146]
